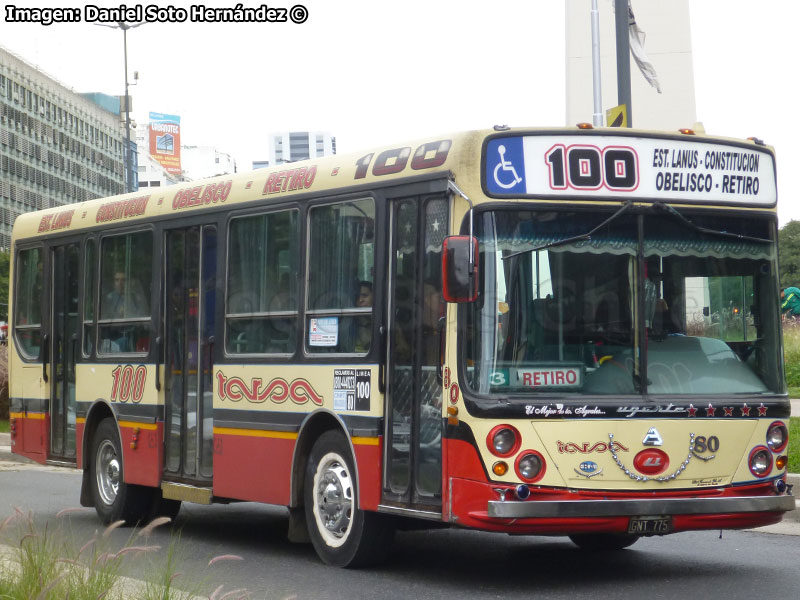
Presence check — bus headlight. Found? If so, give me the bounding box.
[487,425,520,457]
[515,451,546,483]
[748,446,773,478]
[766,422,788,453]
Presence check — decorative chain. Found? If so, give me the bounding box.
[607,432,715,482]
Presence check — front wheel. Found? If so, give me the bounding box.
[569,533,640,551]
[304,430,394,567]
[90,418,152,525]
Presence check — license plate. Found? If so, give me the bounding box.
[628,516,671,535]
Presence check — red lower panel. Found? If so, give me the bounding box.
[76,422,85,468]
[119,423,164,487]
[445,437,488,481]
[353,439,382,511]
[451,477,788,534]
[12,414,47,464]
[213,433,294,505]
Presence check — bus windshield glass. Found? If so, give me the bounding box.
[464,208,782,397]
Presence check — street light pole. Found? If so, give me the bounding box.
[98,21,143,193]
[122,24,133,193]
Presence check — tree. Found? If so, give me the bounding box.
[778,220,800,289]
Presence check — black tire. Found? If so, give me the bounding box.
[569,533,640,551]
[89,418,152,525]
[304,430,394,567]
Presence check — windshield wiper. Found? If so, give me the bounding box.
[652,202,772,244]
[502,200,633,260]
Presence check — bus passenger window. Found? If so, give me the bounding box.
[307,198,375,354]
[14,247,44,358]
[97,231,152,354]
[226,209,299,355]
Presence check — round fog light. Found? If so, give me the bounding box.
[767,422,789,453]
[749,446,773,478]
[515,451,546,483]
[487,425,521,457]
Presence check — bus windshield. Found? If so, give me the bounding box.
[464,208,782,397]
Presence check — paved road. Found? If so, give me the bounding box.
[1,460,800,599]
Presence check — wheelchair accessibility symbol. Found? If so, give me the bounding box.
[486,137,525,193]
[493,144,523,189]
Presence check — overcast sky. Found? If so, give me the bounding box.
[2,1,797,223]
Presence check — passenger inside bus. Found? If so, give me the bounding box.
[354,281,373,353]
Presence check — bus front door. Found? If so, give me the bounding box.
[163,226,217,484]
[384,196,447,513]
[49,242,80,462]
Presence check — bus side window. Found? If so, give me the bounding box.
[225,209,299,355]
[14,247,44,359]
[97,231,152,355]
[306,198,375,354]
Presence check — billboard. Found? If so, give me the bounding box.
[148,112,181,176]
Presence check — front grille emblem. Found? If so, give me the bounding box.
[642,427,663,446]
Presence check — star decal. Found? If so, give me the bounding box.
[687,404,697,417]
[723,407,734,417]
[741,404,751,417]
[705,404,716,417]
[757,403,768,417]
[432,219,440,232]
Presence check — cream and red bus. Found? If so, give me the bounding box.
[9,126,794,566]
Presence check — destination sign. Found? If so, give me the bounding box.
[484,135,776,206]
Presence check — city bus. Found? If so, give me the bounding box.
[8,126,794,566]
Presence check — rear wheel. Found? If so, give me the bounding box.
[90,418,152,525]
[304,430,394,567]
[569,533,639,551]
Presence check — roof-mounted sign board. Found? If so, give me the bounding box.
[484,134,776,206]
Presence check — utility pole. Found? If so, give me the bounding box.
[122,24,134,192]
[98,21,144,193]
[590,0,603,127]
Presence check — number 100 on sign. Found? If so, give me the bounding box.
[545,145,639,191]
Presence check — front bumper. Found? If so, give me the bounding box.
[488,493,796,519]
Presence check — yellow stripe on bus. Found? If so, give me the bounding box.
[352,437,380,446]
[9,412,45,420]
[118,421,158,431]
[213,427,298,440]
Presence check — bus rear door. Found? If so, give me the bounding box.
[48,241,80,463]
[163,225,217,486]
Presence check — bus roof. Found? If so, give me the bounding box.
[11,127,776,242]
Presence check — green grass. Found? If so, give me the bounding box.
[783,319,800,389]
[790,417,800,473]
[0,511,246,599]
[0,419,8,433]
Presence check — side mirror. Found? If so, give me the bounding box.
[442,235,479,303]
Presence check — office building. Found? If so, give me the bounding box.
[255,131,336,168]
[0,46,126,249]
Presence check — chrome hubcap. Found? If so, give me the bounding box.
[95,439,120,506]
[315,456,352,541]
